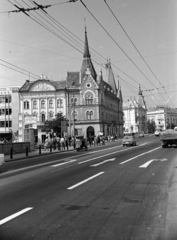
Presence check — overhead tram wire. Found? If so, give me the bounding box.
[28,1,159,104]
[104,0,175,107]
[7,1,159,105]
[28,0,106,65]
[0,63,37,79]
[0,59,39,78]
[6,1,151,97]
[8,1,84,56]
[79,0,167,104]
[4,0,73,14]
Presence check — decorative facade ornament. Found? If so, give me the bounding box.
[31,83,55,91]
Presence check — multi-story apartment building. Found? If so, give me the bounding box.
[0,86,20,142]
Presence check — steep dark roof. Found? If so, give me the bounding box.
[106,61,117,93]
[67,72,80,88]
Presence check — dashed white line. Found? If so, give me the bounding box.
[67,172,104,190]
[90,158,115,167]
[78,143,148,165]
[120,147,161,164]
[0,207,33,225]
[51,159,76,167]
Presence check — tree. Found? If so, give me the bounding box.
[147,119,156,133]
[166,123,175,129]
[44,112,68,137]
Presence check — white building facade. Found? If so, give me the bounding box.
[123,86,147,134]
[18,77,67,143]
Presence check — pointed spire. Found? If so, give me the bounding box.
[138,85,144,107]
[138,84,142,95]
[81,27,97,80]
[83,27,90,58]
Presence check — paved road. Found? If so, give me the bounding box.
[0,136,177,239]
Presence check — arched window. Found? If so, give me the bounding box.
[86,111,93,120]
[49,99,53,108]
[41,113,45,122]
[49,112,53,118]
[57,99,63,108]
[85,95,93,105]
[71,97,77,105]
[24,101,29,109]
[33,100,37,109]
[41,100,45,109]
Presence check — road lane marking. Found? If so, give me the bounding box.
[90,158,116,167]
[139,160,154,168]
[0,208,33,225]
[78,143,149,165]
[51,159,76,167]
[120,147,161,165]
[67,172,104,190]
[139,158,167,168]
[0,158,75,176]
[78,149,129,164]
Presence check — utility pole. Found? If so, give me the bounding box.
[72,94,75,137]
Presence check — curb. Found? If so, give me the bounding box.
[4,139,122,163]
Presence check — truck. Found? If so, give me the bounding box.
[160,129,177,148]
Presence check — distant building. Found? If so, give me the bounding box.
[0,86,20,142]
[147,106,177,131]
[123,86,147,133]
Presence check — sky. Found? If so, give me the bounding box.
[0,0,177,109]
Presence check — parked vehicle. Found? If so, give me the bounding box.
[122,136,136,147]
[138,132,144,138]
[75,136,88,151]
[160,129,177,148]
[154,130,160,136]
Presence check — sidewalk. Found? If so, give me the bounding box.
[4,145,75,162]
[3,139,121,163]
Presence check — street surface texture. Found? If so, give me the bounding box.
[0,136,177,240]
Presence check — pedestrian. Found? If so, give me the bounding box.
[65,137,69,150]
[60,137,65,150]
[53,137,57,150]
[56,136,60,151]
[88,136,92,147]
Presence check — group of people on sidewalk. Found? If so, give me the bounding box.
[43,136,74,151]
[42,134,119,151]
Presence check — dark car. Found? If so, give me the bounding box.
[122,136,137,146]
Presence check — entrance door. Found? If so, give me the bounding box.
[87,126,95,138]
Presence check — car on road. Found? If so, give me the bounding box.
[122,136,137,147]
[138,132,144,138]
[154,131,160,137]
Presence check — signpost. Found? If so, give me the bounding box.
[61,121,68,133]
